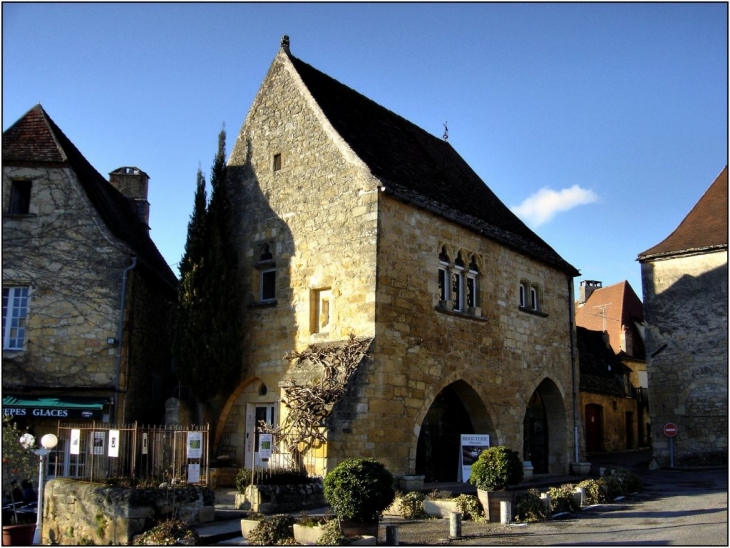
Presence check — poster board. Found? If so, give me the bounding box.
[187,431,203,459]
[258,433,272,460]
[458,434,490,482]
[108,429,120,458]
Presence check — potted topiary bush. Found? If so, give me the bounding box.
[323,457,395,538]
[468,446,523,522]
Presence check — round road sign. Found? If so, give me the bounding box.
[664,423,678,438]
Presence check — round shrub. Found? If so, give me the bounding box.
[548,485,580,514]
[514,489,548,523]
[468,446,524,491]
[316,519,351,545]
[323,458,395,522]
[400,491,427,519]
[247,514,295,545]
[455,494,486,522]
[235,468,252,493]
[612,468,642,494]
[577,479,608,504]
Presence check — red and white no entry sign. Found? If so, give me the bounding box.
[664,423,678,437]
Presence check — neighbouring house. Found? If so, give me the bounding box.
[575,280,649,450]
[2,105,178,476]
[638,166,728,467]
[212,36,583,480]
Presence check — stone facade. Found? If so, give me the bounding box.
[640,251,728,465]
[215,41,581,479]
[2,106,178,442]
[639,166,728,466]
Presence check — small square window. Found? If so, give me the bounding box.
[9,181,31,214]
[273,153,282,172]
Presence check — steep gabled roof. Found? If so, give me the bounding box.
[575,280,645,359]
[3,104,177,291]
[639,166,728,260]
[286,50,579,276]
[577,326,631,397]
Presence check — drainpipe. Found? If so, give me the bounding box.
[568,276,579,463]
[113,255,137,423]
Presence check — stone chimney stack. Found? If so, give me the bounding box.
[109,167,150,229]
[578,280,602,305]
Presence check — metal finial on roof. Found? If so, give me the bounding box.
[281,35,290,52]
[443,121,449,141]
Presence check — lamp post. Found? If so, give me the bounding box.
[32,434,58,545]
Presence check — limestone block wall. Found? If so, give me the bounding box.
[2,165,176,425]
[326,197,578,475]
[579,392,639,452]
[641,251,728,465]
[2,166,125,388]
[220,50,381,466]
[42,479,214,545]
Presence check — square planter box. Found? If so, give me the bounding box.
[240,519,261,540]
[293,523,326,545]
[423,500,460,518]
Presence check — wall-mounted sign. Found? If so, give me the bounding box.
[108,429,120,458]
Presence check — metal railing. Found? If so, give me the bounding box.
[49,422,209,486]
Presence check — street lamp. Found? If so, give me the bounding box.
[32,433,58,545]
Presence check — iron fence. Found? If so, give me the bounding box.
[49,422,209,486]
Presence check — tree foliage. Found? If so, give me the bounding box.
[172,128,243,402]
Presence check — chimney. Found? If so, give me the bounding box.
[109,167,150,229]
[579,280,602,304]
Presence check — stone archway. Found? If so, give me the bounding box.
[522,378,569,475]
[415,380,493,482]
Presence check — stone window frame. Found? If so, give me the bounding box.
[2,285,30,350]
[310,288,332,335]
[252,243,277,307]
[518,278,547,317]
[436,243,485,320]
[8,179,32,215]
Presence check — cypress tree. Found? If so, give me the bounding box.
[173,128,242,402]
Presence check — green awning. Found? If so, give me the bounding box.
[3,395,109,419]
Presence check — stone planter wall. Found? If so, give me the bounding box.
[423,500,459,518]
[42,479,214,545]
[237,482,325,513]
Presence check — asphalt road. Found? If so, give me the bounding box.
[385,467,728,546]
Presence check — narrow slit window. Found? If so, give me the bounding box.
[273,153,282,172]
[261,269,276,301]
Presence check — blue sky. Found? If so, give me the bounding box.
[3,2,727,299]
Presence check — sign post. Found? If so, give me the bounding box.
[663,423,678,467]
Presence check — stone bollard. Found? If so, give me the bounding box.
[449,511,462,539]
[500,500,512,524]
[385,524,399,545]
[574,487,586,507]
[540,492,551,515]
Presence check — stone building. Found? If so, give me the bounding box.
[2,105,178,469]
[575,280,649,450]
[214,37,582,480]
[638,166,727,466]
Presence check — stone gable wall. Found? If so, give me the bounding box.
[641,251,728,465]
[220,50,579,475]
[2,165,175,425]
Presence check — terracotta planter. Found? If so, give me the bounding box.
[476,489,514,523]
[2,523,36,546]
[293,523,326,545]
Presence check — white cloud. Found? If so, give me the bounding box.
[511,185,599,227]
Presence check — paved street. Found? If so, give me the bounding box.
[206,455,728,545]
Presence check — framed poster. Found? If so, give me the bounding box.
[91,431,105,455]
[187,463,200,484]
[458,434,490,482]
[142,433,148,455]
[108,429,120,458]
[258,433,272,459]
[187,431,203,459]
[70,429,81,455]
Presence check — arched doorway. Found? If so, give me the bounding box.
[415,381,491,482]
[523,391,548,473]
[522,378,569,475]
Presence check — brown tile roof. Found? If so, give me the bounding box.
[639,166,728,260]
[287,53,579,276]
[3,104,177,291]
[575,280,645,359]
